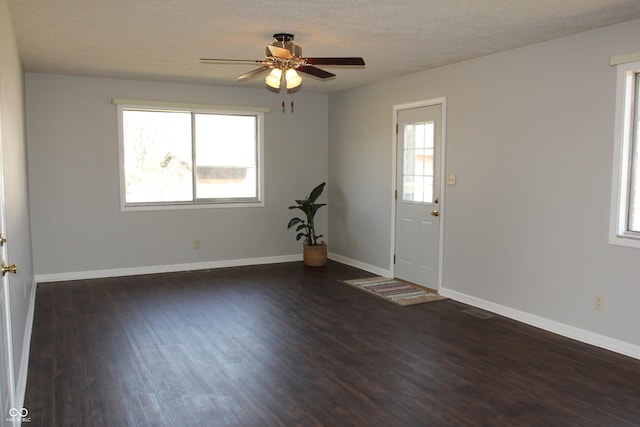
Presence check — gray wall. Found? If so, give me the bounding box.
[26,74,328,276]
[0,0,35,401]
[329,19,640,348]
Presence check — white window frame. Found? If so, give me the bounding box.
[114,99,267,211]
[609,59,640,248]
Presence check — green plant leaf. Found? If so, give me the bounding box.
[308,182,325,203]
[287,217,303,229]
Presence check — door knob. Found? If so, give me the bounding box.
[430,210,440,217]
[1,261,17,276]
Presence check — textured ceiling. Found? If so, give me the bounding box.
[7,0,640,93]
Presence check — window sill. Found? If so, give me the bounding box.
[608,233,640,249]
[121,201,264,212]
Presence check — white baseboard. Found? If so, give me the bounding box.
[14,280,37,411]
[440,287,640,361]
[35,253,387,284]
[328,253,392,278]
[34,254,301,283]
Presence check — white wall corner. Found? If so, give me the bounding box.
[328,252,392,278]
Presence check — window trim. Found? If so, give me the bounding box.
[609,60,640,248]
[114,100,267,211]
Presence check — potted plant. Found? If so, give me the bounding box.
[287,182,328,266]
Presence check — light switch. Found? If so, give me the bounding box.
[447,172,456,185]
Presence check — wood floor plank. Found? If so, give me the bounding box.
[24,261,640,426]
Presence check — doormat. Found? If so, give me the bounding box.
[341,277,447,306]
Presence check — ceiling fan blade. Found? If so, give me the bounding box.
[267,45,292,60]
[304,57,366,66]
[200,58,267,65]
[298,66,336,79]
[237,66,272,80]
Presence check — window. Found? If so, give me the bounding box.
[610,59,640,247]
[115,101,265,210]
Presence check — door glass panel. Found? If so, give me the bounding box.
[402,121,435,202]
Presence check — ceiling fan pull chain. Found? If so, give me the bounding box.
[291,96,294,113]
[282,99,285,113]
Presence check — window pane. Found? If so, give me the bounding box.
[422,149,434,176]
[194,114,257,199]
[628,74,640,232]
[403,149,416,175]
[123,110,193,203]
[403,176,416,201]
[415,122,434,149]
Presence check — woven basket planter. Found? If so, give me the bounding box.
[303,242,328,267]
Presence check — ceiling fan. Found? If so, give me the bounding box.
[200,33,366,93]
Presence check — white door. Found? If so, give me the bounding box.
[394,104,443,289]
[0,114,15,426]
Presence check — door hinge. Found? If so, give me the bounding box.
[393,254,396,264]
[396,123,399,134]
[394,190,397,200]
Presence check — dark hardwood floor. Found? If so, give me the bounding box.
[24,261,640,426]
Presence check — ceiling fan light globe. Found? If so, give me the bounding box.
[265,68,282,89]
[265,68,303,90]
[285,69,302,89]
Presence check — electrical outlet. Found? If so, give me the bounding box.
[193,240,200,250]
[594,296,604,311]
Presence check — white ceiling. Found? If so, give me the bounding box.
[7,0,640,93]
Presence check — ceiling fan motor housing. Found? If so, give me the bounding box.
[268,33,302,57]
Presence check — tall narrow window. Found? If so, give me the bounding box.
[116,102,265,210]
[627,76,640,232]
[610,60,640,247]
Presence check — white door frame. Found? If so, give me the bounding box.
[0,107,15,426]
[390,97,447,290]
